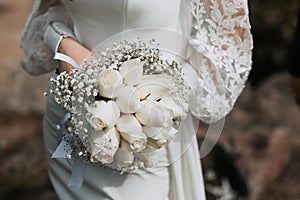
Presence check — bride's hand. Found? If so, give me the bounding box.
[57,37,90,73]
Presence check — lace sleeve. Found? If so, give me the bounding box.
[185,0,253,123]
[20,0,73,75]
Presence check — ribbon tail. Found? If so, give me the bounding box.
[57,112,71,142]
[68,162,87,188]
[52,140,71,158]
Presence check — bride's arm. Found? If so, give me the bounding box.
[187,0,253,123]
[56,37,90,73]
[20,0,77,75]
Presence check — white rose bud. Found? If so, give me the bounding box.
[135,100,173,127]
[115,86,141,113]
[116,114,147,152]
[119,58,144,85]
[113,139,135,168]
[90,127,121,164]
[86,100,120,130]
[143,126,169,148]
[146,125,178,149]
[148,133,169,148]
[97,69,123,98]
[142,126,162,138]
[135,147,165,168]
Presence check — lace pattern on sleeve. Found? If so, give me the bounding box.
[20,0,73,75]
[187,0,253,123]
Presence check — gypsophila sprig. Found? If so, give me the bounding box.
[51,39,190,173]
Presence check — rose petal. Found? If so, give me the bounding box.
[116,114,147,152]
[86,100,120,130]
[135,100,173,127]
[90,127,121,164]
[159,95,187,119]
[114,140,135,168]
[97,69,123,98]
[121,134,147,152]
[135,147,165,168]
[115,86,141,113]
[145,125,178,149]
[142,126,162,138]
[116,114,142,133]
[119,58,144,85]
[136,75,174,100]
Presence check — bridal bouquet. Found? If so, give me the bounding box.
[51,39,190,172]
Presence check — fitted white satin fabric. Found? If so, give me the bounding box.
[43,0,206,199]
[62,0,181,49]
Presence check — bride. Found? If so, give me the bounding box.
[20,0,252,199]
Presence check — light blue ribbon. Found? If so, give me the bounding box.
[52,140,71,158]
[52,112,87,188]
[68,161,87,188]
[57,112,71,142]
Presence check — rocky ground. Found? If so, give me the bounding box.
[1,1,300,200]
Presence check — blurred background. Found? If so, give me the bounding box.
[0,0,300,199]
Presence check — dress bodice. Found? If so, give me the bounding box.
[61,0,181,49]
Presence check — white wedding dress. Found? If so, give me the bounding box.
[20,0,253,199]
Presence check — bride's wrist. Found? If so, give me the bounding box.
[56,37,91,73]
[57,37,77,55]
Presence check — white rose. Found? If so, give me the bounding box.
[142,126,162,138]
[97,69,123,98]
[119,58,144,85]
[86,100,120,130]
[142,126,170,148]
[159,95,187,119]
[135,100,173,127]
[115,86,141,113]
[135,147,164,168]
[147,133,169,148]
[113,139,135,168]
[90,127,120,164]
[116,114,147,152]
[143,126,171,148]
[136,75,174,100]
[147,125,178,149]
